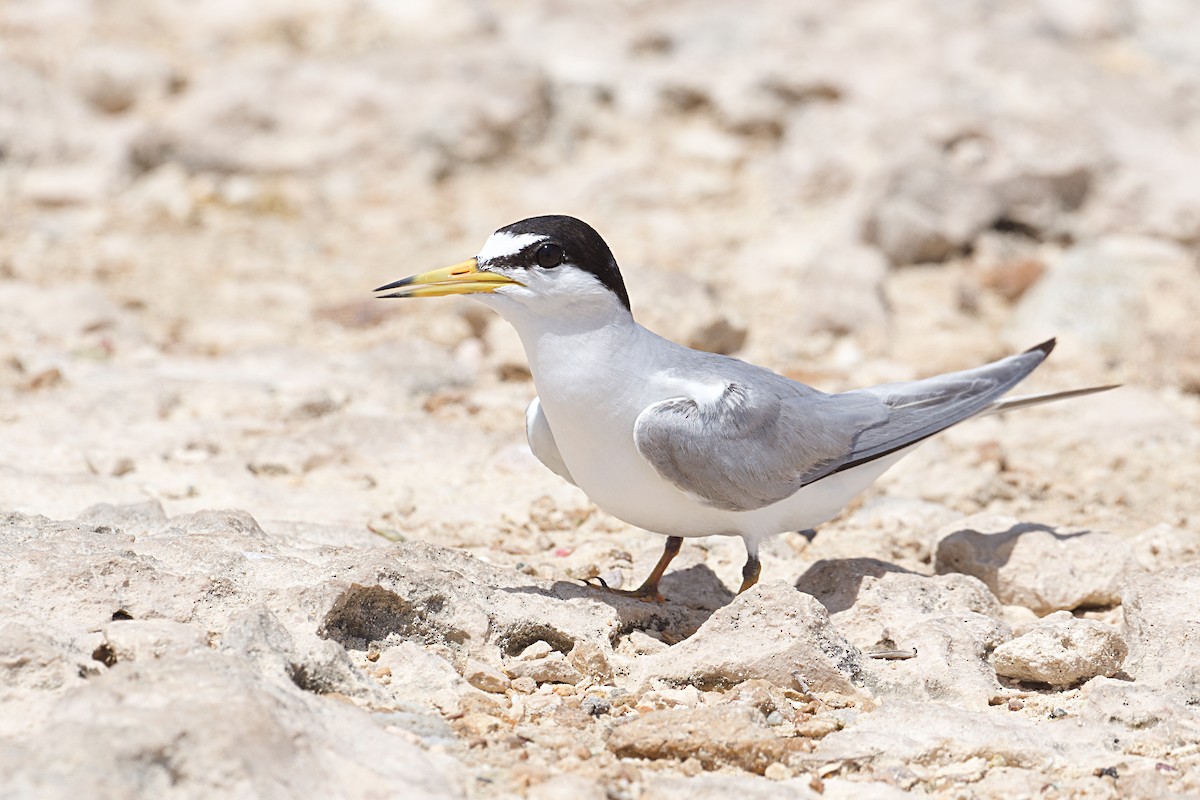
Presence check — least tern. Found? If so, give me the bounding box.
[376,216,1113,600]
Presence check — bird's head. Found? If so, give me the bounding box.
[375,215,632,320]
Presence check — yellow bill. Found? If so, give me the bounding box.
[374,258,522,298]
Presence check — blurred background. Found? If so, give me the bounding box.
[1,0,1198,542]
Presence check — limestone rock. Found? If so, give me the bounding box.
[648,772,919,799]
[101,619,209,664]
[861,612,1011,708]
[864,163,1001,266]
[0,621,90,713]
[635,582,865,696]
[799,560,1007,707]
[376,642,486,715]
[567,639,614,683]
[606,706,808,774]
[0,652,465,799]
[798,559,1001,623]
[934,515,1138,614]
[505,651,585,686]
[992,619,1127,686]
[1122,564,1200,694]
[1008,236,1200,387]
[77,500,169,538]
[1082,677,1200,743]
[462,659,510,694]
[1131,524,1200,572]
[811,700,1108,773]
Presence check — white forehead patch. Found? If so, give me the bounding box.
[477,232,544,264]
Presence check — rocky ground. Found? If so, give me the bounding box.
[2,0,1200,797]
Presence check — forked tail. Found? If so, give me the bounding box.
[985,384,1119,415]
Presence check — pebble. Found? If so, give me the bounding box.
[764,763,793,781]
[992,619,1127,686]
[582,696,611,717]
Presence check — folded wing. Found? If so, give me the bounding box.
[633,340,1058,512]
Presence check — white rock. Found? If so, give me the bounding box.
[462,659,509,694]
[1082,676,1200,736]
[799,560,1008,706]
[101,619,209,663]
[376,641,483,715]
[812,700,1110,773]
[1008,236,1200,387]
[864,163,1001,266]
[504,651,584,686]
[0,622,88,706]
[1131,523,1200,572]
[1122,564,1200,694]
[77,501,168,537]
[70,45,172,114]
[0,652,465,798]
[799,558,1001,622]
[634,582,865,696]
[934,515,1138,614]
[992,619,1127,686]
[649,772,914,799]
[568,639,613,683]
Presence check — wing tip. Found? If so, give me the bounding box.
[1025,337,1057,358]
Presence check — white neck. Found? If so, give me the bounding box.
[478,290,641,401]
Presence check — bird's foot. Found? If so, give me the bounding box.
[581,575,665,603]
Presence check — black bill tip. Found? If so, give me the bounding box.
[373,276,413,293]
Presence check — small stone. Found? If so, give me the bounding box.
[764,762,793,781]
[510,676,537,694]
[1050,707,1068,719]
[463,659,510,694]
[726,680,795,724]
[568,640,613,683]
[864,164,1001,266]
[581,695,611,717]
[992,619,1127,686]
[506,652,585,685]
[516,641,554,661]
[1007,698,1024,711]
[619,630,668,656]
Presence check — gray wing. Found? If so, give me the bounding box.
[525,396,575,485]
[634,380,888,512]
[810,339,1057,482]
[633,340,1056,511]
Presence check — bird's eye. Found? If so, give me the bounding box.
[535,243,564,269]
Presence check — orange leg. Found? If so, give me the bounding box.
[602,536,682,602]
[737,550,761,594]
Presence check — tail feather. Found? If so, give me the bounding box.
[985,384,1119,415]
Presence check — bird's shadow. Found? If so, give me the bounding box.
[793,556,917,615]
[499,521,1076,644]
[502,563,733,639]
[795,521,1079,614]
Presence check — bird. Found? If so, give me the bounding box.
[375,215,1114,601]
